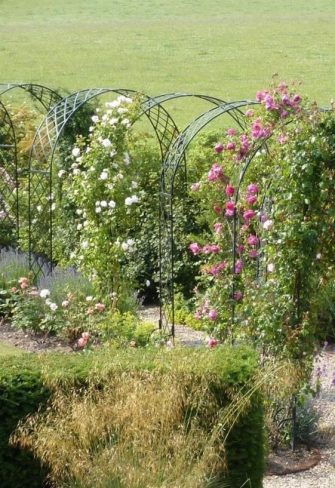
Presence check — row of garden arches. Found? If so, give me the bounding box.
[0,83,268,336]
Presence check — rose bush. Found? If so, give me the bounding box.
[188,81,335,359]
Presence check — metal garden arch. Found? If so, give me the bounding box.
[0,83,61,246]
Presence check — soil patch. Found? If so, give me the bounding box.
[0,320,72,353]
[267,448,321,476]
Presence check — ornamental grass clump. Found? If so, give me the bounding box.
[10,346,265,488]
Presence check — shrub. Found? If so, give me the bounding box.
[0,346,264,488]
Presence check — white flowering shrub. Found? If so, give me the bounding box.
[59,96,147,303]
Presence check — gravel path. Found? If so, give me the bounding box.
[138,305,207,347]
[264,348,335,488]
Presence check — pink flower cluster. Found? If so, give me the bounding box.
[18,276,29,290]
[203,261,227,276]
[208,163,225,182]
[214,128,250,163]
[189,243,221,255]
[194,299,218,322]
[251,118,272,140]
[77,331,90,349]
[256,83,302,118]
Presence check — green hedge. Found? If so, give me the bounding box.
[0,346,265,488]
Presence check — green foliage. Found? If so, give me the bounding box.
[132,321,156,346]
[98,310,138,343]
[0,357,50,488]
[0,346,264,488]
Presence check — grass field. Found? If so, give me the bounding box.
[0,0,335,122]
[0,341,22,356]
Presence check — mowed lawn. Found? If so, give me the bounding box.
[0,0,334,122]
[0,341,22,356]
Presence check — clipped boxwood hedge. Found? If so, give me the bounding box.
[0,346,265,488]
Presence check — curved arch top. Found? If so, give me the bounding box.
[0,83,62,111]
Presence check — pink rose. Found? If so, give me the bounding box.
[208,310,218,321]
[18,277,29,284]
[203,244,221,254]
[243,209,256,221]
[282,94,291,106]
[208,337,219,348]
[209,261,227,276]
[226,142,236,151]
[249,249,258,259]
[245,109,254,117]
[255,90,267,102]
[225,201,235,217]
[95,303,105,312]
[292,94,301,104]
[189,242,202,255]
[234,290,243,301]
[234,259,244,274]
[82,332,90,340]
[214,142,224,153]
[208,163,225,182]
[213,205,222,215]
[246,194,257,205]
[225,184,235,197]
[191,182,201,191]
[77,337,86,348]
[247,235,259,246]
[247,183,259,195]
[264,94,277,111]
[227,128,237,136]
[214,222,223,234]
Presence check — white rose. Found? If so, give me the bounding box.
[49,302,58,311]
[58,170,66,178]
[101,138,112,148]
[121,242,129,251]
[123,152,131,165]
[100,200,107,208]
[125,197,133,206]
[91,115,99,123]
[267,263,275,273]
[99,171,108,180]
[262,219,273,231]
[108,200,116,208]
[39,289,50,298]
[72,147,80,157]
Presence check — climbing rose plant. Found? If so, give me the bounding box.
[189,81,335,358]
[60,95,144,304]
